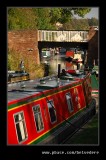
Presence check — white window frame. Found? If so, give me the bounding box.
[32,105,44,132]
[66,92,74,112]
[47,99,57,124]
[13,111,28,144]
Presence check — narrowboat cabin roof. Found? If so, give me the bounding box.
[8,71,86,103]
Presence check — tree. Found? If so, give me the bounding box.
[33,8,55,30]
[62,18,90,30]
[8,8,37,30]
[8,7,91,30]
[73,8,91,18]
[88,17,98,26]
[49,8,62,24]
[58,8,91,23]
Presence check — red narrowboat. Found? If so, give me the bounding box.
[8,70,96,145]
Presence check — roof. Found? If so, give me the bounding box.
[8,74,85,103]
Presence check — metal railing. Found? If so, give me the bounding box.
[38,30,89,42]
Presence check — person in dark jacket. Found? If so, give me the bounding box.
[44,61,49,77]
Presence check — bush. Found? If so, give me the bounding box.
[8,49,20,70]
[8,49,45,79]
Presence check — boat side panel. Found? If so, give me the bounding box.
[8,83,86,144]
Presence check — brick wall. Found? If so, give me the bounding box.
[8,30,40,64]
[87,27,98,66]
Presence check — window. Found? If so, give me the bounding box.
[33,105,44,132]
[47,100,57,123]
[14,112,28,143]
[66,92,73,112]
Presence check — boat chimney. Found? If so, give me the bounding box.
[57,64,61,79]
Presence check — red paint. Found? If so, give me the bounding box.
[8,78,90,145]
[66,51,74,58]
[66,70,76,74]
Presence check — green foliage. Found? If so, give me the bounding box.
[8,8,37,30]
[8,48,44,79]
[58,8,91,23]
[8,7,93,30]
[59,8,73,23]
[50,8,62,24]
[24,55,44,79]
[73,8,91,18]
[62,18,98,30]
[88,17,99,26]
[8,48,20,70]
[33,8,55,30]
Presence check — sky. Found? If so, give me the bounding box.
[74,7,99,19]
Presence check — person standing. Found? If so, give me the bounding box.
[20,60,25,72]
[44,61,49,77]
